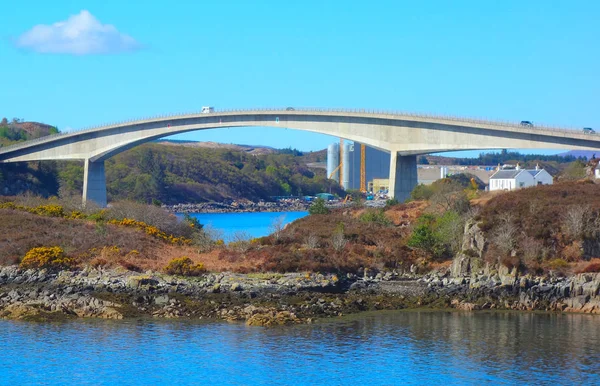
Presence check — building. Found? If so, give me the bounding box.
[489,164,553,191]
[348,143,390,191]
[595,164,600,179]
[367,178,390,194]
[315,193,336,201]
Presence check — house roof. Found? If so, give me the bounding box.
[491,168,549,179]
[490,170,523,179]
[526,169,543,177]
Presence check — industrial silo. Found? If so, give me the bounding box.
[326,142,340,182]
[342,142,352,190]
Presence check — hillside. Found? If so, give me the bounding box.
[99,143,343,203]
[156,140,278,156]
[0,118,59,147]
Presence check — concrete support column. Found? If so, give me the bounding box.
[82,159,107,207]
[388,152,417,202]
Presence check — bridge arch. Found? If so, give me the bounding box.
[1,108,599,206]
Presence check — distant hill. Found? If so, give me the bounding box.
[157,140,278,156]
[423,150,583,166]
[557,150,598,160]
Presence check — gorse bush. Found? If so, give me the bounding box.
[107,218,192,245]
[0,202,65,217]
[164,257,206,276]
[19,246,76,270]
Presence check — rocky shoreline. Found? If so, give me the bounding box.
[165,200,310,214]
[1,265,598,325]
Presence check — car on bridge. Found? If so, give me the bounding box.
[520,121,534,127]
[201,106,215,114]
[583,127,596,134]
[286,107,295,111]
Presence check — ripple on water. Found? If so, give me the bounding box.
[0,311,599,385]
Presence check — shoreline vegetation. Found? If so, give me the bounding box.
[2,178,600,324]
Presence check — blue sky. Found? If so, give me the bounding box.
[1,0,599,156]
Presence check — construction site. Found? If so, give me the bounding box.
[326,140,493,198]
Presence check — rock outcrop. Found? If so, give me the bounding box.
[450,219,486,278]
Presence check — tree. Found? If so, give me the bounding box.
[269,215,286,241]
[492,214,518,256]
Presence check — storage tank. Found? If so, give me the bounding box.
[326,142,340,182]
[440,166,447,179]
[342,142,352,189]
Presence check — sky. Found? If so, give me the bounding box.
[1,0,599,156]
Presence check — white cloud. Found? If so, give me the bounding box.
[15,10,140,55]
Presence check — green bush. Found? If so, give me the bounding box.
[410,184,434,201]
[407,211,465,259]
[309,198,330,215]
[385,198,399,207]
[407,215,443,257]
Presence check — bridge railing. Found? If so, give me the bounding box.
[0,107,589,154]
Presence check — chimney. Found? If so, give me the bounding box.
[516,163,520,170]
[535,163,540,171]
[497,163,501,171]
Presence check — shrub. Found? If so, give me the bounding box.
[304,233,319,249]
[359,210,391,226]
[547,258,569,271]
[385,198,400,207]
[407,213,462,259]
[229,231,253,253]
[581,262,600,273]
[331,231,348,252]
[106,201,194,238]
[108,218,191,245]
[308,198,330,215]
[183,213,204,230]
[88,209,107,222]
[500,255,521,270]
[31,205,64,217]
[410,184,434,201]
[407,215,440,256]
[69,210,86,219]
[164,257,206,276]
[118,260,143,272]
[19,246,76,270]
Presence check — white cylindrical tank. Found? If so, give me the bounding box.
[440,166,447,179]
[327,142,340,182]
[342,142,352,189]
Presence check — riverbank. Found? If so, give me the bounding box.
[166,199,311,214]
[1,266,598,325]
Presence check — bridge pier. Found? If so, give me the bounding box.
[388,152,417,202]
[82,159,107,208]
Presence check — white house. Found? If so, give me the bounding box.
[489,164,553,191]
[595,164,600,179]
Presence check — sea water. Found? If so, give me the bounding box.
[1,311,598,385]
[182,211,308,241]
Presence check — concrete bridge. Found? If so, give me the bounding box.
[1,108,599,207]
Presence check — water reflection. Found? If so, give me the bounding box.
[0,311,598,385]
